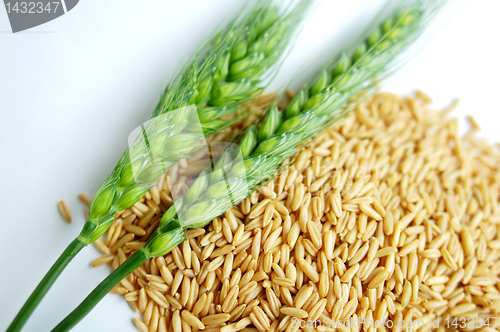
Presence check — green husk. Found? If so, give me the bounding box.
[51,1,449,331]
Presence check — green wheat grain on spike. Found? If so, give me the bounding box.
[6,2,314,332]
[51,1,449,331]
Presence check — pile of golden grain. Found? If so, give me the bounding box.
[88,91,500,332]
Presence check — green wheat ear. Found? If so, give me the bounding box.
[6,2,314,332]
[83,0,314,245]
[148,0,450,250]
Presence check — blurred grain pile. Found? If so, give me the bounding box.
[90,91,500,332]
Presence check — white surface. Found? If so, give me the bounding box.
[1,0,499,331]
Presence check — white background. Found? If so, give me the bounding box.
[1,0,499,331]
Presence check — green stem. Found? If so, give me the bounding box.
[51,249,150,332]
[7,238,86,332]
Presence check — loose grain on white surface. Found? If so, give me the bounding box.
[92,92,500,332]
[78,193,92,206]
[58,200,72,223]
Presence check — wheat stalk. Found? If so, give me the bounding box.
[6,2,312,332]
[51,1,448,331]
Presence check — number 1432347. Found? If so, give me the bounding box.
[442,317,498,329]
[5,2,60,14]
